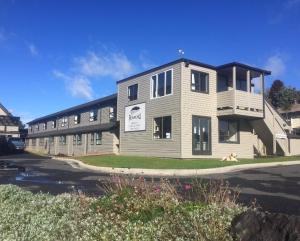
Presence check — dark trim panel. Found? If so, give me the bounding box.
[27,122,117,138]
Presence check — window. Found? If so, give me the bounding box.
[43,123,47,130]
[61,117,68,127]
[90,133,94,145]
[73,134,82,145]
[36,124,39,131]
[73,135,76,145]
[151,69,172,98]
[192,116,211,155]
[128,84,138,101]
[32,138,36,146]
[109,107,115,121]
[90,110,98,122]
[219,120,239,143]
[30,126,33,132]
[191,70,209,93]
[59,135,67,145]
[39,138,44,146]
[74,114,81,124]
[49,137,54,145]
[153,116,172,139]
[95,132,102,145]
[51,120,56,128]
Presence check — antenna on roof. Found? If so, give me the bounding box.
[178,49,185,57]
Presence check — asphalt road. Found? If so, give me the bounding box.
[0,153,299,215]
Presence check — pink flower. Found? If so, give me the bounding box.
[184,184,192,190]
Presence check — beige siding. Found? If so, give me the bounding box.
[117,63,182,158]
[181,62,255,158]
[289,138,300,155]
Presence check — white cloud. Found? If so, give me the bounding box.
[53,70,93,100]
[265,55,286,77]
[75,51,135,79]
[139,51,156,69]
[28,43,39,56]
[53,49,137,100]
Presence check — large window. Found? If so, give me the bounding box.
[43,123,47,130]
[128,84,138,101]
[219,119,239,143]
[32,138,36,146]
[191,70,209,93]
[90,133,95,145]
[74,114,81,124]
[151,69,172,98]
[49,137,54,145]
[90,110,98,122]
[153,116,172,139]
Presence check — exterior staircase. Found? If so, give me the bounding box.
[251,100,292,156]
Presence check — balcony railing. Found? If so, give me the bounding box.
[217,90,264,118]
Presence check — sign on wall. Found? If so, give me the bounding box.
[125,103,146,132]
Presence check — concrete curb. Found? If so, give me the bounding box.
[51,157,300,177]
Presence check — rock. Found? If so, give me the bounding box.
[231,210,300,241]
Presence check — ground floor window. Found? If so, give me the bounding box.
[32,138,36,146]
[90,133,94,145]
[59,135,67,145]
[39,138,44,146]
[49,137,54,145]
[95,132,102,145]
[73,134,82,145]
[219,119,239,143]
[192,116,211,155]
[153,116,172,139]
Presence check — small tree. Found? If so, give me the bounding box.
[268,80,284,108]
[278,87,298,110]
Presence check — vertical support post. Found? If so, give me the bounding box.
[273,135,277,155]
[260,73,264,94]
[232,66,237,113]
[247,70,251,93]
[84,133,88,155]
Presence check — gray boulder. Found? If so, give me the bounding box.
[231,210,300,241]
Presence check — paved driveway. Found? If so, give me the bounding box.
[0,153,299,215]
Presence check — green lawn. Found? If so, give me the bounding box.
[77,155,300,169]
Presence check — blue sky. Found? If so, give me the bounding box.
[0,0,300,123]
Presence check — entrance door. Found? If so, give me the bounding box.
[192,116,211,155]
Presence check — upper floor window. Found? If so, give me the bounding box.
[109,107,115,121]
[90,109,98,122]
[151,69,172,98]
[43,123,47,130]
[51,120,56,129]
[128,84,138,101]
[191,70,209,93]
[219,119,239,143]
[153,116,172,139]
[61,117,68,127]
[74,114,81,125]
[36,124,39,131]
[30,126,33,132]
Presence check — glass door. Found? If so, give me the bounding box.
[192,116,211,155]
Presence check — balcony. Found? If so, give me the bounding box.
[217,65,267,119]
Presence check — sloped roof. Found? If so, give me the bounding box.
[0,102,12,116]
[0,115,20,126]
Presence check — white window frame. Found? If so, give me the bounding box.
[89,110,97,122]
[95,132,102,145]
[61,117,68,127]
[51,121,56,129]
[74,114,80,125]
[150,69,173,99]
[109,107,115,120]
[43,123,47,130]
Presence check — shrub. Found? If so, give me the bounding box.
[0,177,246,241]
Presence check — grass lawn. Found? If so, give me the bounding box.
[77,155,300,169]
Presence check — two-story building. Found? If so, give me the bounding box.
[26,94,119,156]
[26,58,300,158]
[0,102,21,138]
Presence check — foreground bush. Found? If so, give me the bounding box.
[0,177,246,241]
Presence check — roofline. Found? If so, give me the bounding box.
[116,58,216,84]
[217,62,271,75]
[117,58,271,84]
[0,102,12,116]
[27,93,117,125]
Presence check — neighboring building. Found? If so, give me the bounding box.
[26,58,300,158]
[0,102,21,138]
[279,103,300,135]
[26,94,118,156]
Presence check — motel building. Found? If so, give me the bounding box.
[26,58,300,158]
